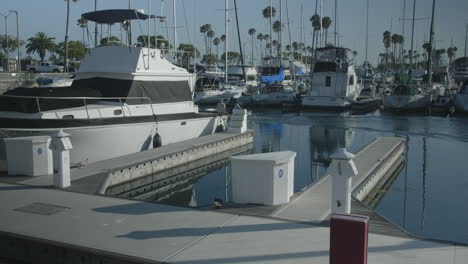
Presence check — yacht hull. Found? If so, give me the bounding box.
[251,93,298,106]
[301,96,355,109]
[382,94,431,111]
[0,115,220,170]
[195,91,242,104]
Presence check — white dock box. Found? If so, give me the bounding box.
[4,136,53,176]
[230,151,296,206]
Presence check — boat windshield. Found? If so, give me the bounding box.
[315,48,349,63]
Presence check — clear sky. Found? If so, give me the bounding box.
[1,0,467,65]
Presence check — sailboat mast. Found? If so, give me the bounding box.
[173,0,177,54]
[225,0,228,83]
[365,0,369,71]
[409,0,416,71]
[427,0,436,86]
[269,0,273,59]
[280,0,283,66]
[334,0,337,46]
[401,0,406,71]
[300,0,303,64]
[233,0,246,82]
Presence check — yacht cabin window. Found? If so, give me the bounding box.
[326,76,331,87]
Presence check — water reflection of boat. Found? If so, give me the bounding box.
[310,127,354,164]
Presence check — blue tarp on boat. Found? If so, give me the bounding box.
[260,67,285,85]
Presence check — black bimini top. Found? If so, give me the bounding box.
[82,9,149,24]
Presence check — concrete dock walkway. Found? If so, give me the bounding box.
[0,182,466,264]
[272,137,405,222]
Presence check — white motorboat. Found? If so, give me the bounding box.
[301,47,362,109]
[382,84,432,111]
[227,65,258,88]
[455,83,468,113]
[0,9,226,169]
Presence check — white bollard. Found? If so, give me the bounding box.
[51,130,73,188]
[328,148,358,214]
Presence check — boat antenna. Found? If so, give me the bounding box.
[426,0,436,87]
[234,0,247,83]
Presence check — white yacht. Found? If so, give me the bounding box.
[0,9,226,169]
[301,47,362,109]
[227,65,258,88]
[455,83,468,113]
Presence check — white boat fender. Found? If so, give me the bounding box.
[153,133,162,148]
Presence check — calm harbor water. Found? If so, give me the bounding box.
[137,109,468,245]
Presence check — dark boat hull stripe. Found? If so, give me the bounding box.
[0,112,215,129]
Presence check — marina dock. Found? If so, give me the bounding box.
[0,182,466,264]
[1,130,254,195]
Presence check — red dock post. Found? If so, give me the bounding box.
[330,214,369,264]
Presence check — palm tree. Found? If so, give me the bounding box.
[64,0,79,72]
[26,32,56,62]
[383,31,391,70]
[213,37,220,61]
[321,17,332,46]
[262,6,276,57]
[310,14,321,56]
[391,34,399,68]
[248,28,256,65]
[200,24,212,56]
[207,30,215,54]
[257,33,264,59]
[447,46,458,65]
[77,18,88,44]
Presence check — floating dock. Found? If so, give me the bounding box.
[1,135,467,263]
[1,131,254,195]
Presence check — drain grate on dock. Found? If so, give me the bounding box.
[14,203,70,216]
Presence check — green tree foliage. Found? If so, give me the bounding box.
[0,35,24,57]
[220,51,241,65]
[201,54,218,65]
[100,36,120,46]
[137,35,170,49]
[26,32,56,62]
[54,40,86,61]
[177,43,199,70]
[262,6,276,19]
[321,17,332,45]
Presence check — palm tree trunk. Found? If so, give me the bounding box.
[325,29,328,45]
[83,27,86,44]
[251,35,254,66]
[64,0,70,72]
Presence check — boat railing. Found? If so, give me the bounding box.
[0,94,156,119]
